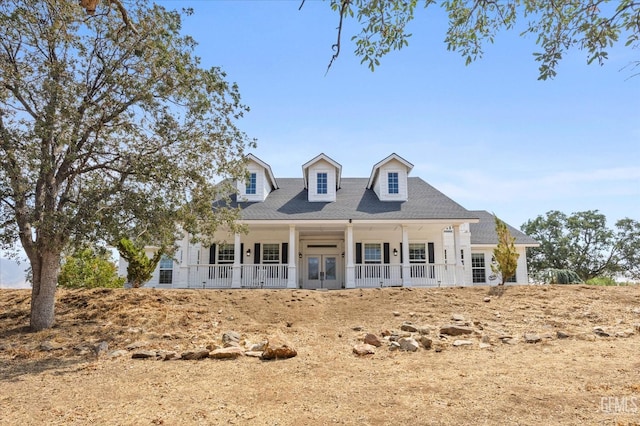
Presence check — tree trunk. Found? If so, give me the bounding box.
[29,250,61,331]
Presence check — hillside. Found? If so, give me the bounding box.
[1,285,640,425]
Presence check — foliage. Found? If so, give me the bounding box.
[522,210,640,281]
[322,0,640,79]
[116,238,164,288]
[585,276,618,286]
[0,1,252,330]
[58,247,124,289]
[534,268,583,284]
[491,214,520,285]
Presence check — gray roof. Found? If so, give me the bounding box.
[469,210,539,245]
[230,177,479,221]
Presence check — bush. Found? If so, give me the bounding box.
[58,247,125,289]
[585,277,618,286]
[533,268,582,284]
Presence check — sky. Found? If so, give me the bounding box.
[1,0,639,287]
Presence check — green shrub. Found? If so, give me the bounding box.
[585,276,618,286]
[58,247,125,289]
[534,268,582,284]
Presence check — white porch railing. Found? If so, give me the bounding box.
[354,264,403,287]
[354,264,466,287]
[241,264,288,288]
[188,264,233,288]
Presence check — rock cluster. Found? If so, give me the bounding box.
[127,331,296,362]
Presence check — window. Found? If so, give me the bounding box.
[262,243,280,263]
[409,243,426,262]
[246,173,256,195]
[217,244,234,264]
[388,172,399,194]
[364,243,381,263]
[472,253,485,283]
[317,172,327,194]
[159,255,173,284]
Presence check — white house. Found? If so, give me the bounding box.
[120,153,538,289]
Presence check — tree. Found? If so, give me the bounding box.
[319,0,640,79]
[522,210,640,281]
[116,238,163,288]
[0,1,251,330]
[58,246,125,289]
[492,214,520,285]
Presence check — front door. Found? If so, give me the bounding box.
[304,254,341,289]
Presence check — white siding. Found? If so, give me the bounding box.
[373,159,408,201]
[237,162,271,202]
[308,159,337,202]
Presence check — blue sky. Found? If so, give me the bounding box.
[1,1,639,287]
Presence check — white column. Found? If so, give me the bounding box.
[231,233,242,288]
[287,225,297,288]
[453,225,462,286]
[346,223,355,288]
[401,225,411,287]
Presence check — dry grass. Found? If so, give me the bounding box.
[1,285,640,425]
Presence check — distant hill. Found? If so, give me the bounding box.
[0,258,28,289]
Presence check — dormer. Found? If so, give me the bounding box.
[237,154,278,202]
[367,153,413,201]
[302,153,341,202]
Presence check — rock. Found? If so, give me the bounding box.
[418,327,431,335]
[577,333,596,342]
[524,333,542,344]
[483,297,491,303]
[247,341,268,352]
[206,343,222,351]
[222,331,241,344]
[223,341,241,348]
[392,311,401,317]
[126,327,143,334]
[453,340,473,347]
[93,341,109,357]
[401,322,419,332]
[380,329,392,337]
[364,333,382,347]
[433,342,446,352]
[479,343,492,349]
[209,347,244,360]
[131,350,158,359]
[108,350,129,358]
[439,325,474,336]
[481,335,491,344]
[181,349,210,360]
[157,350,179,361]
[502,338,519,345]
[245,351,263,358]
[352,325,365,331]
[389,341,401,351]
[398,337,419,352]
[260,337,297,360]
[451,314,465,322]
[125,341,148,350]
[593,327,610,337]
[39,341,64,351]
[353,343,376,356]
[615,329,634,338]
[419,336,432,350]
[556,331,571,339]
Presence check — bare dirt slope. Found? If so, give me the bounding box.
[1,285,640,426]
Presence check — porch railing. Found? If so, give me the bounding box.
[241,264,288,288]
[354,263,466,287]
[354,264,403,287]
[188,264,233,288]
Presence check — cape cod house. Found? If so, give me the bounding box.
[120,153,538,289]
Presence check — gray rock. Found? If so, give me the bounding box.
[593,327,610,337]
[398,337,419,352]
[352,325,365,331]
[400,322,419,332]
[523,333,542,343]
[479,343,492,349]
[131,350,158,359]
[452,339,473,347]
[39,341,64,351]
[389,341,401,351]
[615,329,634,338]
[108,350,129,358]
[353,343,376,356]
[245,351,263,358]
[181,349,210,360]
[210,347,244,359]
[483,297,491,303]
[157,350,179,361]
[93,341,109,358]
[418,327,431,335]
[502,338,519,345]
[125,341,148,350]
[392,311,401,317]
[222,331,241,344]
[419,336,432,350]
[481,335,491,344]
[556,331,571,339]
[439,325,474,336]
[247,341,268,352]
[364,333,382,347]
[451,314,465,322]
[223,341,241,348]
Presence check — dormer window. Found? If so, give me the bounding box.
[388,172,399,194]
[246,173,257,195]
[317,173,328,194]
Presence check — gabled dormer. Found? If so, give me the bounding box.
[237,154,278,202]
[302,153,341,202]
[367,153,413,201]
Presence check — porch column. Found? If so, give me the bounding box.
[345,223,355,288]
[287,225,297,288]
[231,233,242,288]
[453,225,463,286]
[401,225,411,287]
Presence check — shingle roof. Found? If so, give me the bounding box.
[469,210,539,245]
[230,177,479,221]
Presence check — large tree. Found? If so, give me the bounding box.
[522,210,640,281]
[319,0,640,79]
[0,0,251,330]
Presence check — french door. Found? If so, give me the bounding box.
[304,254,340,289]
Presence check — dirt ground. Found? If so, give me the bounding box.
[1,285,640,426]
